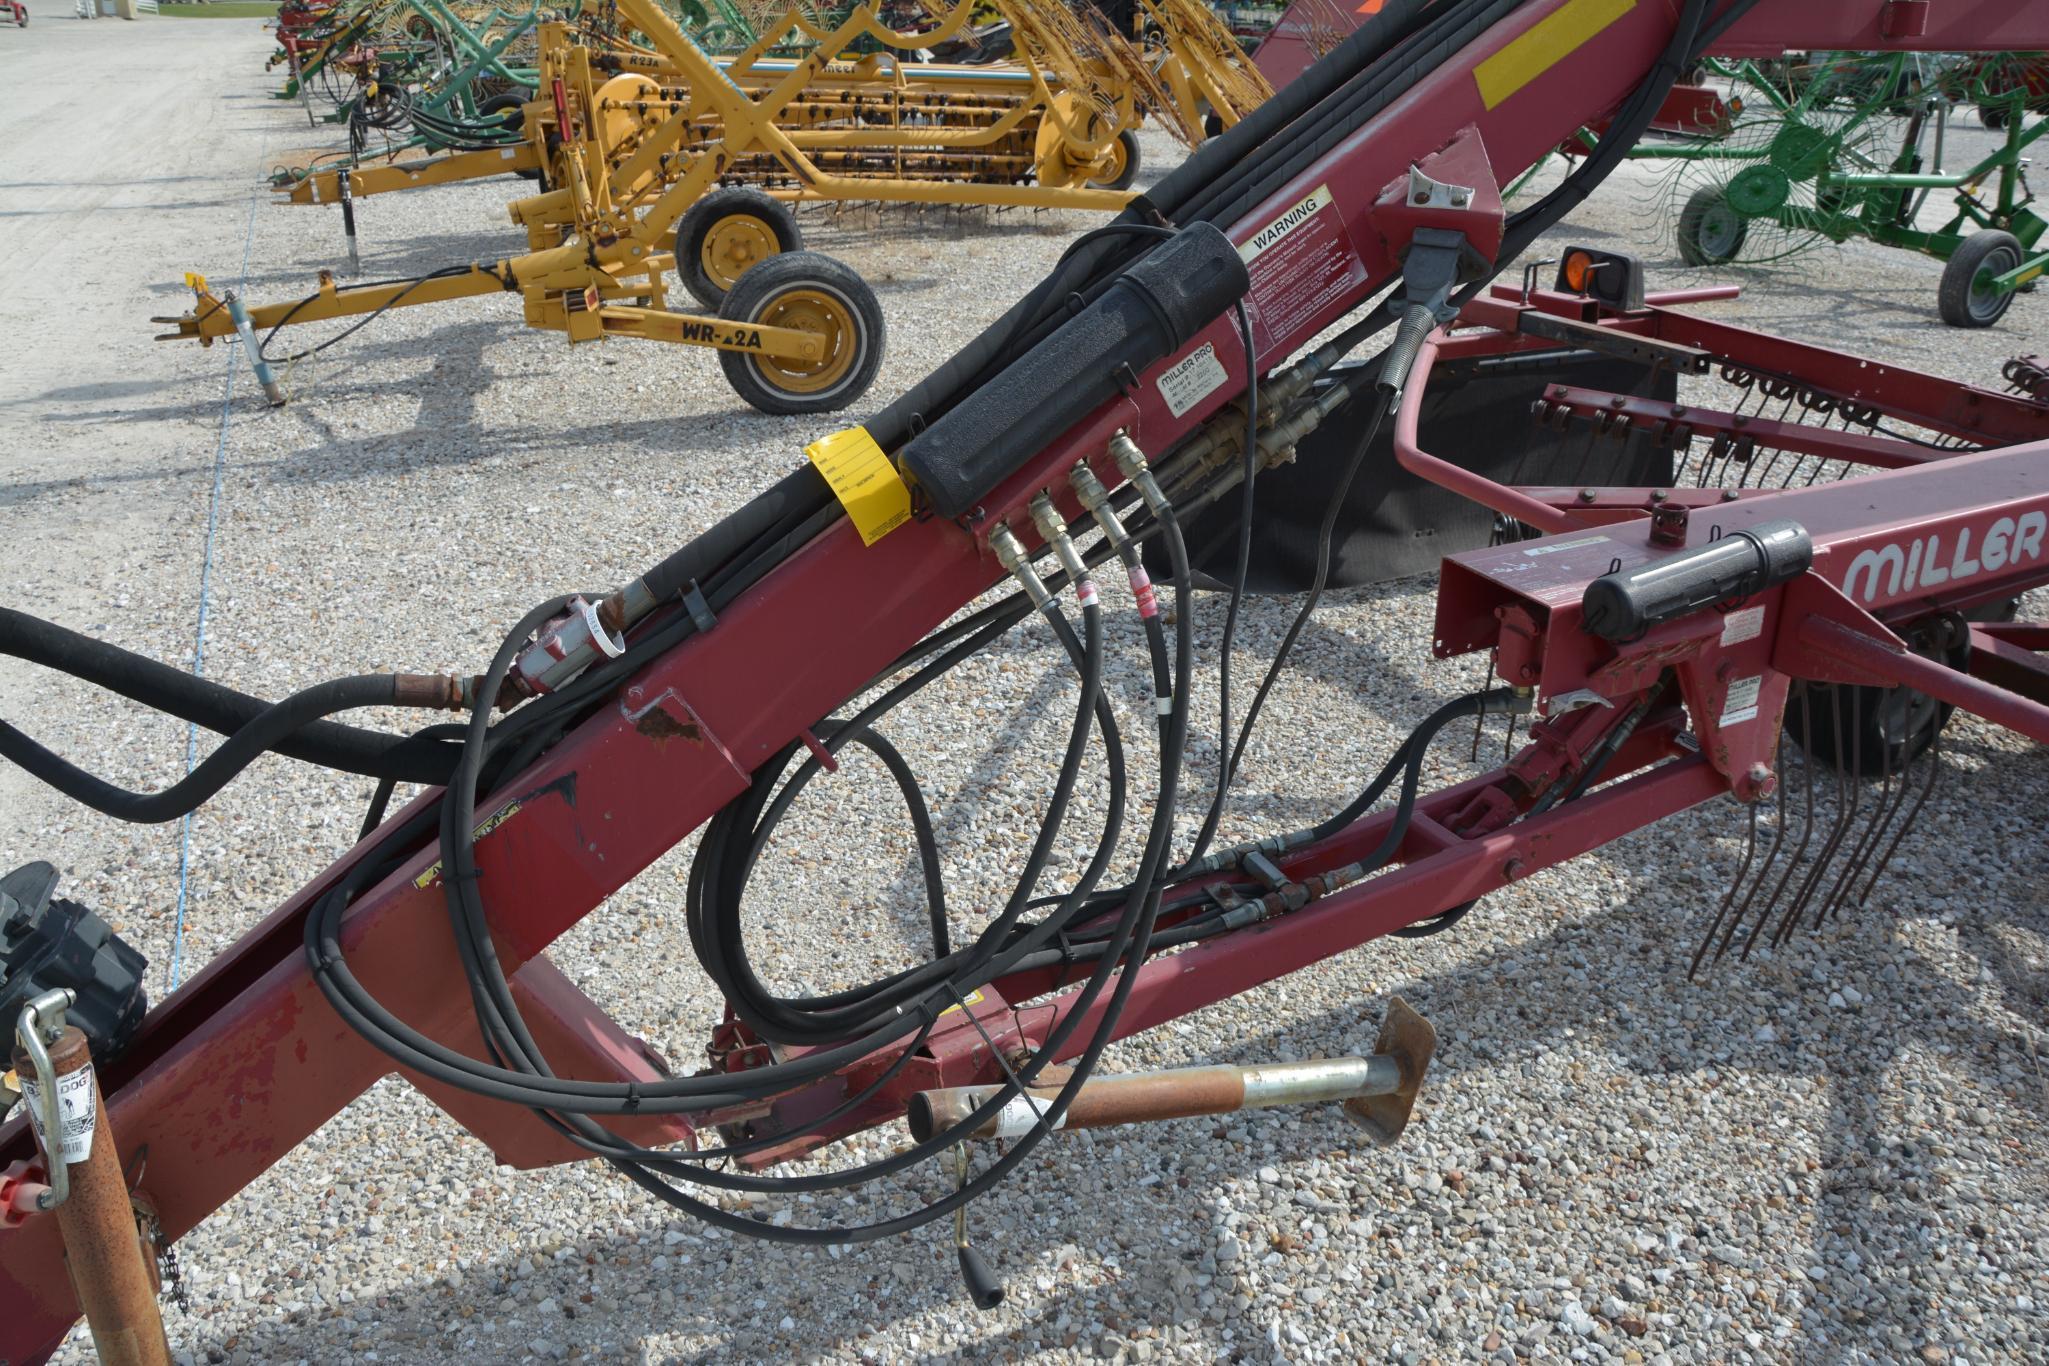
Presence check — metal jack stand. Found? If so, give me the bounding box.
[13,991,172,1366]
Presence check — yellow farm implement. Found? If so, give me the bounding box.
[159,0,1270,414]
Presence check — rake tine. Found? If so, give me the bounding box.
[1857,727,1943,909]
[1712,726,1791,967]
[1767,687,1852,949]
[1804,686,1870,934]
[1820,690,1907,924]
[1743,692,1816,960]
[1691,799,1760,977]
[1775,688,1863,945]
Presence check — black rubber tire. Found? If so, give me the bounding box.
[1088,129,1142,191]
[1785,600,2018,777]
[1979,103,2009,130]
[476,92,545,182]
[1938,230,2024,328]
[476,91,528,125]
[1676,186,1747,266]
[716,252,885,417]
[676,187,803,309]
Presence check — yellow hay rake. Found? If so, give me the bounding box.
[161,0,1221,414]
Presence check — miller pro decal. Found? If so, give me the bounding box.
[1236,184,1366,356]
[1156,340,1229,418]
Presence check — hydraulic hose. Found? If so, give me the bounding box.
[0,674,457,824]
[0,607,459,785]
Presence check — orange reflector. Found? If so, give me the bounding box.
[1562,251,1594,291]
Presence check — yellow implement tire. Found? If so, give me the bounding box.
[678,186,804,308]
[716,253,885,417]
[1086,129,1142,191]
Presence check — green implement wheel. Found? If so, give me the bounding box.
[1676,187,1748,266]
[1937,230,2023,328]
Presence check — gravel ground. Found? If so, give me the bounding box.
[3,18,2047,1366]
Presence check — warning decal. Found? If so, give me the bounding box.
[20,1066,95,1165]
[1237,185,1366,356]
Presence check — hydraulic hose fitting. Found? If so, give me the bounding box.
[1108,431,1171,520]
[1070,465,1158,622]
[989,524,1054,611]
[1028,494,1091,588]
[501,596,627,702]
[1069,463,1129,549]
[391,673,469,711]
[1029,495,1098,613]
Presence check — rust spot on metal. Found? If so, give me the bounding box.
[634,708,702,744]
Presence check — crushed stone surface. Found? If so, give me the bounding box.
[2,18,2045,1366]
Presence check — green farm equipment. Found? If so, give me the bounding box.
[1656,51,2044,328]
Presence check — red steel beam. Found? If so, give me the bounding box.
[1,6,1725,1355]
[1043,746,1722,1052]
[1799,616,2049,746]
[1536,384,1940,471]
[1968,625,2049,706]
[10,2,2049,1359]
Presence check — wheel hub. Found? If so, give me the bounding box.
[752,288,855,395]
[1768,121,1834,182]
[702,216,777,293]
[1726,164,1792,217]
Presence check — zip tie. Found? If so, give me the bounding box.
[681,579,718,633]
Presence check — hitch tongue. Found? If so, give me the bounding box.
[906,997,1436,1147]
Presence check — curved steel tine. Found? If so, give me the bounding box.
[1717,726,1791,964]
[1822,687,1910,924]
[1806,686,1868,934]
[1692,800,1760,977]
[1770,685,1856,949]
[1858,728,1944,908]
[1744,687,1817,960]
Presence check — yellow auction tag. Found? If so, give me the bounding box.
[805,426,911,547]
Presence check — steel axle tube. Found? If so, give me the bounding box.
[907,1055,1402,1141]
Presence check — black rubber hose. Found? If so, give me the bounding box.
[859,0,1461,451]
[0,607,459,784]
[634,463,834,606]
[0,675,421,824]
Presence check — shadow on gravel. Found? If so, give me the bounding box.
[154,739,2043,1364]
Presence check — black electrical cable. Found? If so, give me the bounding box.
[691,572,1121,1046]
[305,499,1196,1228]
[1184,299,1261,867]
[259,264,487,365]
[1202,373,1397,863]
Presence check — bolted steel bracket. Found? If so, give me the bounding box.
[1342,996,1437,1147]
